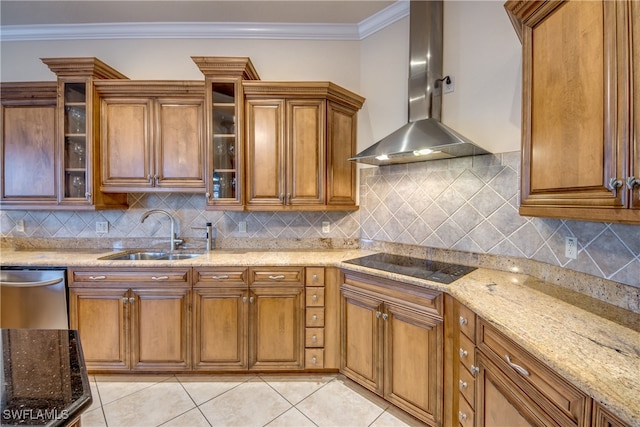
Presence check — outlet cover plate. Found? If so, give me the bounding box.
[565,237,577,259]
[96,221,109,234]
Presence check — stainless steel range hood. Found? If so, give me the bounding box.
[350,0,489,166]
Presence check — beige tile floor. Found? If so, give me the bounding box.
[80,373,426,427]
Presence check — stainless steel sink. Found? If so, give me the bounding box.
[99,251,203,261]
[155,253,203,260]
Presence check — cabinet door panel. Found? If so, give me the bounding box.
[327,102,357,207]
[288,100,324,205]
[193,288,248,370]
[385,303,443,424]
[131,288,190,371]
[631,1,640,210]
[156,100,205,188]
[101,99,151,188]
[2,105,56,199]
[477,353,540,427]
[249,285,304,370]
[245,100,285,207]
[69,288,129,371]
[340,288,383,394]
[516,0,636,222]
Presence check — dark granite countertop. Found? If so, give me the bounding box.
[1,329,92,426]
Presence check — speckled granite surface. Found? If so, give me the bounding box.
[1,247,638,425]
[1,329,92,426]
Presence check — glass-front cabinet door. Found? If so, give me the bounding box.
[211,81,239,204]
[192,56,260,211]
[62,80,89,203]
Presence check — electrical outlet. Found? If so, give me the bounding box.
[322,221,331,234]
[16,219,25,232]
[565,237,578,259]
[443,76,455,94]
[238,221,247,233]
[96,221,109,234]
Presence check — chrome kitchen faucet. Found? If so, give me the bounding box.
[140,209,184,251]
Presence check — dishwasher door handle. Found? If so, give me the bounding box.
[0,277,64,288]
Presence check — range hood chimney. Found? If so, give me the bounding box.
[350,0,489,166]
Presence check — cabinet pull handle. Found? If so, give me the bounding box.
[312,314,318,321]
[376,311,382,319]
[458,412,467,421]
[382,313,388,320]
[311,356,317,365]
[505,355,530,377]
[459,348,468,358]
[89,275,106,280]
[608,177,623,192]
[311,294,318,302]
[249,296,255,303]
[459,316,468,326]
[147,174,153,184]
[123,297,128,304]
[286,193,291,204]
[85,192,92,201]
[268,275,285,280]
[211,275,229,280]
[151,276,169,280]
[242,296,247,303]
[459,380,468,389]
[129,297,135,304]
[312,335,317,343]
[312,274,318,282]
[626,176,640,189]
[279,193,284,202]
[471,365,479,375]
[154,174,159,184]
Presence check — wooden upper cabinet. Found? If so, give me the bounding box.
[244,82,364,211]
[96,81,206,193]
[505,0,639,223]
[192,56,260,210]
[1,83,57,205]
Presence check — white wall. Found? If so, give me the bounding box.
[0,1,522,154]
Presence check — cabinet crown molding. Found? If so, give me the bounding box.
[243,81,365,110]
[191,56,260,80]
[41,57,128,79]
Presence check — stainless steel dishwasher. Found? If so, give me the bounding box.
[0,267,68,329]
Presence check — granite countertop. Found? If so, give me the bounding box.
[1,329,92,426]
[1,248,638,425]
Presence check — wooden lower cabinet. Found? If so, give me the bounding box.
[193,267,304,371]
[68,268,191,372]
[341,271,443,426]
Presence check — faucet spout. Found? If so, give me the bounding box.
[140,209,183,251]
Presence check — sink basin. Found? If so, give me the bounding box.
[99,251,203,261]
[100,251,167,261]
[156,253,203,260]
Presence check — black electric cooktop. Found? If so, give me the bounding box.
[343,253,476,284]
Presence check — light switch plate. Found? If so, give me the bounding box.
[16,219,25,232]
[238,221,247,233]
[322,221,330,233]
[96,221,109,234]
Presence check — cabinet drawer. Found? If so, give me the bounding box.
[478,320,590,426]
[306,267,325,286]
[459,332,476,373]
[305,348,324,369]
[72,269,188,284]
[458,391,475,427]
[459,361,476,409]
[306,287,325,307]
[458,303,475,341]
[195,268,247,286]
[306,307,325,327]
[305,328,324,347]
[250,268,304,285]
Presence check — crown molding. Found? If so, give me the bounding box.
[0,1,408,42]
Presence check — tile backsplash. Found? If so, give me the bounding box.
[358,152,639,289]
[1,150,638,289]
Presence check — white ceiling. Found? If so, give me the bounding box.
[1,1,396,26]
